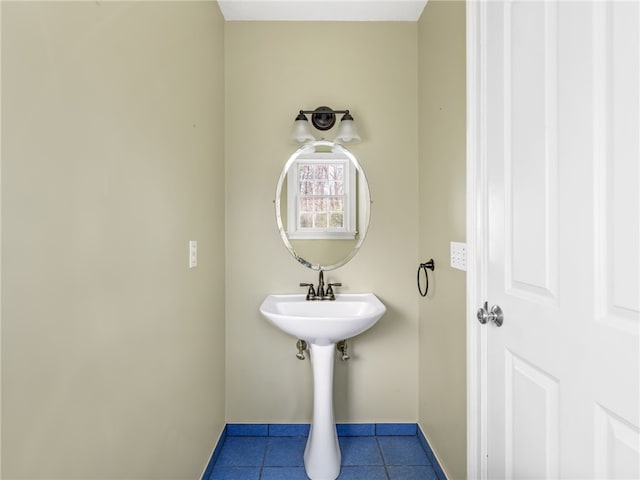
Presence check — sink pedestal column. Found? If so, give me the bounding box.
[304,342,341,480]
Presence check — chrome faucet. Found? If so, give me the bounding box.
[300,270,342,301]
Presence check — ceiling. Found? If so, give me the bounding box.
[217,0,429,22]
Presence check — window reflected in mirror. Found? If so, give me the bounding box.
[287,156,356,240]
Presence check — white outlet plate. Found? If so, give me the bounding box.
[450,241,466,271]
[189,240,197,268]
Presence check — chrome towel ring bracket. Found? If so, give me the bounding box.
[417,259,435,297]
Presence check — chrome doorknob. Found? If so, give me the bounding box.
[477,301,504,327]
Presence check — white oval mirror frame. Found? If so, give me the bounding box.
[275,140,371,271]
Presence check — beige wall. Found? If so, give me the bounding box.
[1,4,468,479]
[1,2,226,478]
[225,22,420,423]
[418,1,467,479]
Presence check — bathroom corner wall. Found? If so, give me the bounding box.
[1,2,226,478]
[418,1,467,479]
[225,22,419,424]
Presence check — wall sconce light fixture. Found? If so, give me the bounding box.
[291,106,361,144]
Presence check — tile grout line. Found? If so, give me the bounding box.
[259,436,264,480]
[375,436,392,480]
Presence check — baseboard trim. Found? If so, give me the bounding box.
[200,424,227,480]
[417,423,449,480]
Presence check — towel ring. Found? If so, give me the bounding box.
[417,259,435,297]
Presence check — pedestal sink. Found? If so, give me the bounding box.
[259,293,386,480]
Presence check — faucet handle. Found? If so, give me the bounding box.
[326,282,342,300]
[300,283,316,300]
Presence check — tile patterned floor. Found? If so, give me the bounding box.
[203,424,444,480]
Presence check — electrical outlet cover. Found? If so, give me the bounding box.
[450,241,466,271]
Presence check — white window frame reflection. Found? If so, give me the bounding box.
[286,154,356,240]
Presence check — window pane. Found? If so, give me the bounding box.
[330,197,343,212]
[298,165,311,180]
[300,197,313,213]
[299,181,313,194]
[315,165,328,180]
[316,198,328,212]
[329,213,344,228]
[313,181,330,195]
[314,212,327,228]
[299,213,313,228]
[326,181,335,195]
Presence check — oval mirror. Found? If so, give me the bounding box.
[275,140,371,271]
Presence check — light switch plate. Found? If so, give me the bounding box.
[450,241,466,271]
[189,240,197,268]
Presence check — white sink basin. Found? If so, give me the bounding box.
[260,293,386,345]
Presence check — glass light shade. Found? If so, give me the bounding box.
[291,118,316,143]
[334,117,360,143]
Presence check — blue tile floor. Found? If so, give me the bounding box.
[205,432,440,480]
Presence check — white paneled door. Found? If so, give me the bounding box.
[468,1,639,478]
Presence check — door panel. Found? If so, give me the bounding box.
[474,1,639,478]
[506,0,559,302]
[595,404,640,480]
[505,351,559,479]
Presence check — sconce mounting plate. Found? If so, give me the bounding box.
[311,106,336,131]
